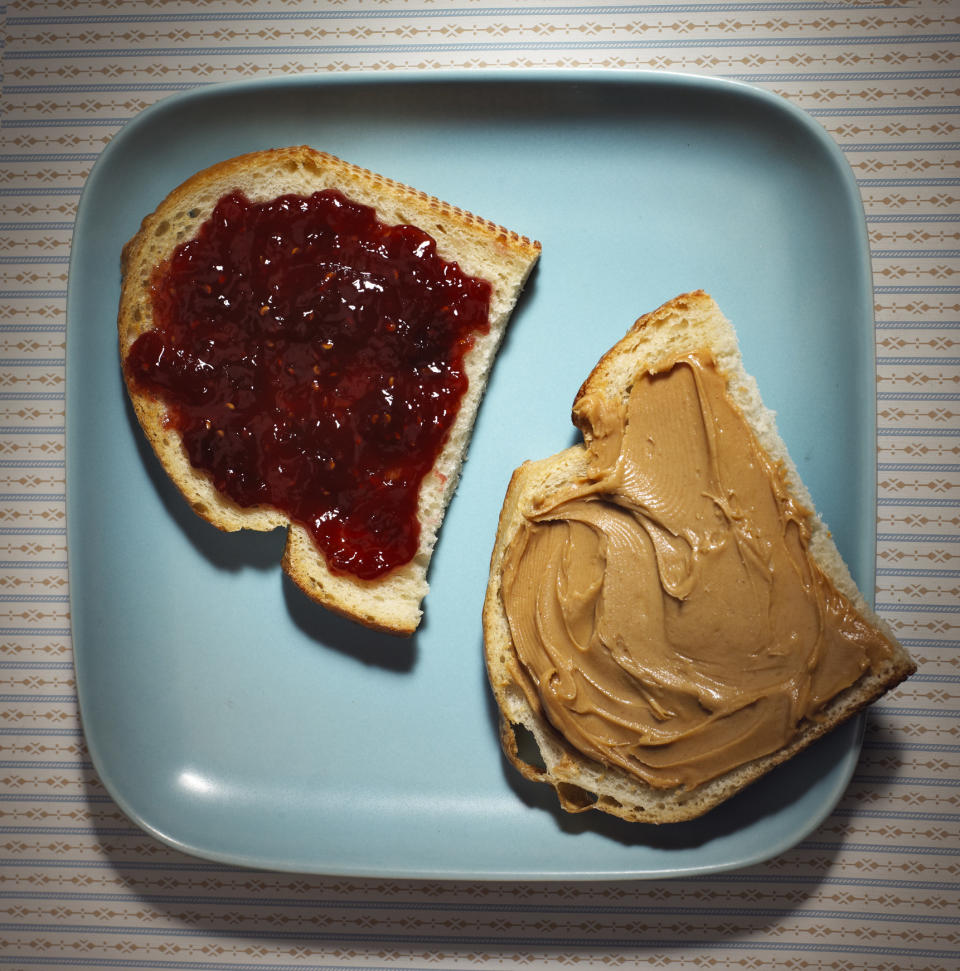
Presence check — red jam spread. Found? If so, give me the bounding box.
[125,189,492,579]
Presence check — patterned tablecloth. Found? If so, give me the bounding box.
[2,1,959,968]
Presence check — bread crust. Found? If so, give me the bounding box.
[482,291,915,823]
[119,145,540,635]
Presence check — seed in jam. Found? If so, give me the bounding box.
[125,189,493,580]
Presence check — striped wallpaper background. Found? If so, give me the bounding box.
[2,1,958,968]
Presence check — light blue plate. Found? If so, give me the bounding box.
[67,71,875,879]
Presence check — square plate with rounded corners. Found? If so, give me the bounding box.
[67,71,875,879]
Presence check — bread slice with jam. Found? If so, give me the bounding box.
[119,145,540,635]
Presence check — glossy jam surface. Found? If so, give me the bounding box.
[126,189,492,579]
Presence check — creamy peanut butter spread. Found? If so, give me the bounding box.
[501,353,896,791]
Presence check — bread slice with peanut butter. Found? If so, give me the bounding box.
[119,145,540,635]
[482,290,915,823]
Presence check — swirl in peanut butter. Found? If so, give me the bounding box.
[501,354,895,791]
